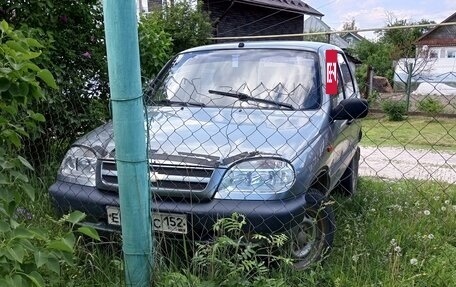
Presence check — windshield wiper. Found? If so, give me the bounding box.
[153,99,206,107]
[208,90,294,110]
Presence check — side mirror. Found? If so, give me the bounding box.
[331,98,369,121]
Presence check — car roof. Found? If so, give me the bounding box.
[182,41,342,54]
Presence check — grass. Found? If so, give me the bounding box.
[320,178,456,287]
[149,178,456,286]
[361,114,456,151]
[27,174,456,286]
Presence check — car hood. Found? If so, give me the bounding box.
[75,107,326,166]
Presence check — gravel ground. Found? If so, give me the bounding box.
[359,146,456,184]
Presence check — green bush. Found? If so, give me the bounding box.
[2,0,110,171]
[381,99,407,121]
[0,20,99,286]
[138,2,212,85]
[138,15,173,81]
[417,98,444,116]
[147,2,213,55]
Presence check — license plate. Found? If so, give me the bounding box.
[106,206,187,234]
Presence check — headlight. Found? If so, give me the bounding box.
[216,158,295,200]
[58,146,97,186]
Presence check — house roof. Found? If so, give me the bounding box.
[236,0,323,16]
[303,16,350,48]
[416,11,456,46]
[341,31,366,42]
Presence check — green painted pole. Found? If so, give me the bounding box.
[102,1,152,286]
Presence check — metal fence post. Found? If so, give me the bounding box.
[102,1,152,286]
[406,62,413,111]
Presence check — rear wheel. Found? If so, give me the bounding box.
[339,147,360,196]
[289,190,335,269]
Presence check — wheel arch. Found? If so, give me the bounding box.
[309,167,331,195]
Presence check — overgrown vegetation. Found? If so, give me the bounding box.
[0,20,99,286]
[154,213,291,287]
[1,0,110,170]
[1,0,213,169]
[150,178,456,286]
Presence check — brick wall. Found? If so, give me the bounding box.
[205,1,304,41]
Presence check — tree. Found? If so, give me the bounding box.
[352,40,394,80]
[146,1,213,55]
[377,13,435,59]
[376,13,436,109]
[342,18,358,31]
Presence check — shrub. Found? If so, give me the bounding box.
[2,1,110,171]
[417,98,444,117]
[381,99,407,121]
[138,16,173,81]
[0,20,99,286]
[146,2,213,55]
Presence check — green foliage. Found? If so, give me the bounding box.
[417,98,444,116]
[156,213,291,286]
[353,16,434,86]
[138,15,173,81]
[354,63,368,96]
[367,90,380,106]
[192,213,290,284]
[153,180,456,286]
[381,99,407,121]
[352,40,394,81]
[376,18,435,59]
[147,2,213,55]
[0,20,99,286]
[2,0,110,170]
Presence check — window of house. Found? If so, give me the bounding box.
[447,50,456,58]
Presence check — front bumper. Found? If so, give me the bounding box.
[49,181,309,240]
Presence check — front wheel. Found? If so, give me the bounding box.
[289,190,335,269]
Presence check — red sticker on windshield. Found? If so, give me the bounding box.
[326,50,338,95]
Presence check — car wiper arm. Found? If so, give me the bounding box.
[153,99,206,107]
[208,89,293,110]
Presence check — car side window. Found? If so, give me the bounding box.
[336,66,345,104]
[337,53,355,98]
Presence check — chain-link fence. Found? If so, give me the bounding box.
[22,31,456,285]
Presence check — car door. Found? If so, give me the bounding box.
[327,53,361,186]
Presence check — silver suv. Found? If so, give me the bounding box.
[49,41,368,268]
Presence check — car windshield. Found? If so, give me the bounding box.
[147,49,321,110]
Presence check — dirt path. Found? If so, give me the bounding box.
[359,146,456,184]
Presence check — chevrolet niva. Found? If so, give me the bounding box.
[49,41,368,268]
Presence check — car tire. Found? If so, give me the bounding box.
[339,147,360,196]
[289,190,335,269]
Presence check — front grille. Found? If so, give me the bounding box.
[99,160,214,191]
